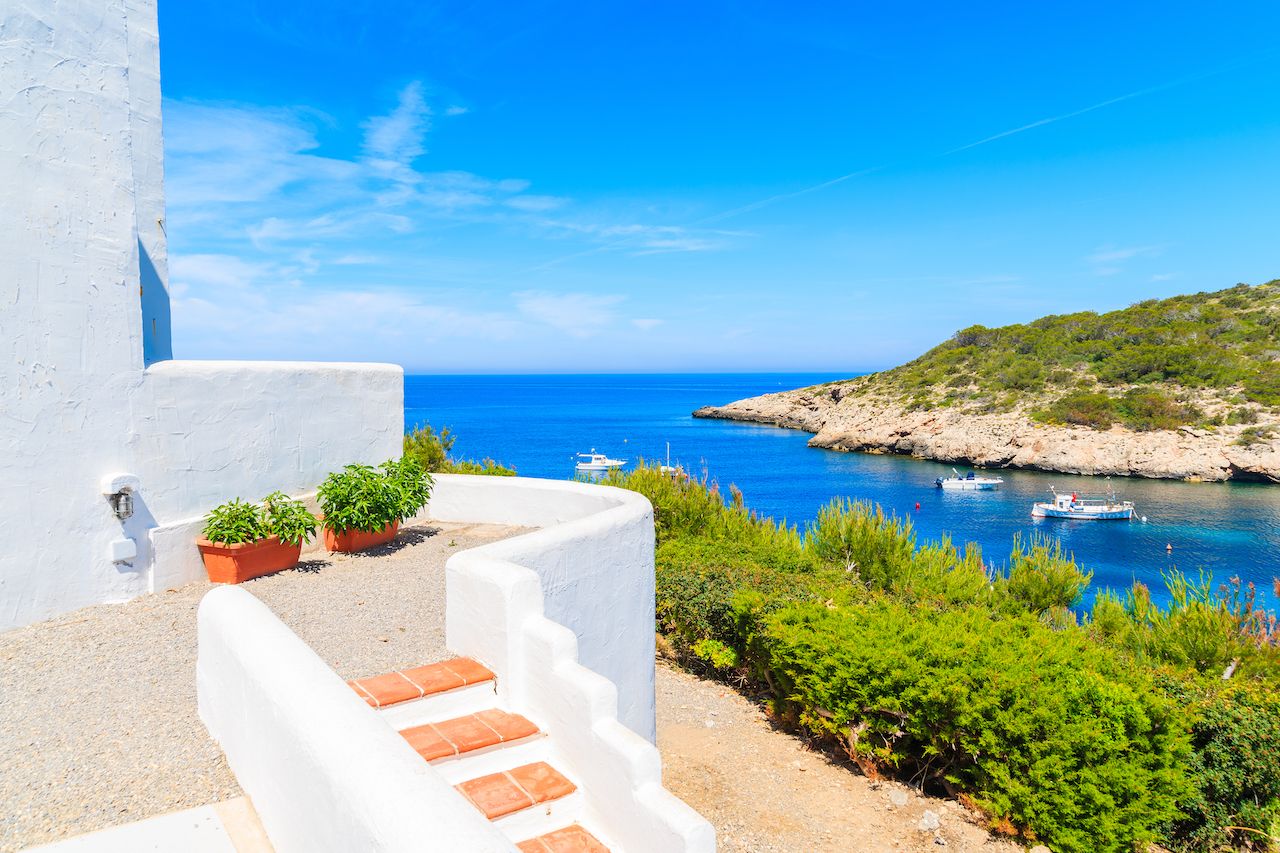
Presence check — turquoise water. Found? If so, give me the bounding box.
[405,373,1280,606]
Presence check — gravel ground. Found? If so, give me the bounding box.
[0,521,519,852]
[656,662,1023,853]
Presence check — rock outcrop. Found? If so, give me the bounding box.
[695,384,1280,483]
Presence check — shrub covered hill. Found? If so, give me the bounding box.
[696,280,1280,481]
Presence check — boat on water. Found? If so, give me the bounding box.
[1031,485,1136,521]
[575,449,626,473]
[659,441,677,475]
[935,468,1004,490]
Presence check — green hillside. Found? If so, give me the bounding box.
[851,280,1280,432]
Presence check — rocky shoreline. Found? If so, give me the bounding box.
[694,384,1280,483]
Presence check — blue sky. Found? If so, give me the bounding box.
[159,1,1280,373]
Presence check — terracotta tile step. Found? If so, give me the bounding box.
[517,825,610,853]
[456,761,577,820]
[400,709,540,761]
[348,657,494,709]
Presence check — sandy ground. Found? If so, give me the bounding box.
[656,662,1022,853]
[0,521,517,852]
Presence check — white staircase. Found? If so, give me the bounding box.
[349,658,612,850]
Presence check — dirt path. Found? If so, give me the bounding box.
[655,662,1022,853]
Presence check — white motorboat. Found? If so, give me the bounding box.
[935,468,1004,490]
[1032,485,1135,520]
[575,449,626,473]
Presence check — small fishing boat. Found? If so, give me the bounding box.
[1031,485,1135,520]
[575,449,626,473]
[935,468,1004,490]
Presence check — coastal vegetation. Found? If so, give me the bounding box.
[842,280,1280,432]
[607,463,1280,853]
[403,423,517,476]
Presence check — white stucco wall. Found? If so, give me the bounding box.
[430,475,657,741]
[0,2,402,630]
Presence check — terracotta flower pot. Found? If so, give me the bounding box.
[198,536,302,584]
[324,520,400,553]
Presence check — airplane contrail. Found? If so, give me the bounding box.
[521,53,1267,273]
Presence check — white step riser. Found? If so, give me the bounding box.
[490,791,584,843]
[428,736,552,785]
[376,681,498,729]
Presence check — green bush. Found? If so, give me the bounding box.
[403,423,517,476]
[654,536,845,666]
[260,491,319,546]
[202,498,269,545]
[997,533,1091,613]
[740,599,1191,853]
[1035,389,1201,431]
[1164,679,1280,851]
[202,493,318,546]
[318,457,433,534]
[1236,425,1277,448]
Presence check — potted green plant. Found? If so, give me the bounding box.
[197,492,319,583]
[319,457,434,553]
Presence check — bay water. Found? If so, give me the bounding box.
[405,373,1280,607]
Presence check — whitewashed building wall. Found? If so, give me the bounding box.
[0,1,401,630]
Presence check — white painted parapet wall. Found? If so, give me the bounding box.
[198,586,514,853]
[433,475,715,850]
[199,475,714,851]
[429,475,657,740]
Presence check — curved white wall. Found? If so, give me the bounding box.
[430,475,656,741]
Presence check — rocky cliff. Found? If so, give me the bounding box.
[695,383,1280,483]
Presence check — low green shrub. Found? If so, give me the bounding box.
[318,457,433,534]
[996,533,1091,613]
[1164,679,1280,851]
[654,536,844,668]
[202,493,318,546]
[1035,389,1201,431]
[202,498,269,545]
[403,423,517,476]
[740,599,1191,853]
[260,491,319,545]
[1236,425,1277,448]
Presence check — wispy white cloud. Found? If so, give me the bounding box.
[515,291,625,338]
[632,318,663,331]
[1086,245,1163,265]
[170,252,522,360]
[362,82,431,172]
[1084,244,1167,277]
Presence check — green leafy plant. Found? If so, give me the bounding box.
[202,498,269,545]
[318,458,434,534]
[380,456,434,520]
[202,493,318,546]
[261,491,318,546]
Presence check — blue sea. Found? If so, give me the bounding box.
[405,373,1280,607]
